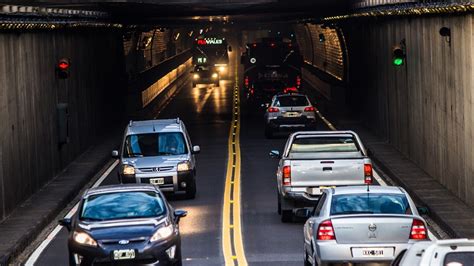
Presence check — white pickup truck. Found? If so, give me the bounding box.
[269,131,373,222]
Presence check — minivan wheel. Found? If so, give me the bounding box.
[281,209,293,223]
[185,178,197,199]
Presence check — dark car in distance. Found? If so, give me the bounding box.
[59,184,187,266]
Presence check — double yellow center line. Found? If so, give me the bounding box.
[222,61,248,266]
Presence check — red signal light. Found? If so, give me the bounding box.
[58,62,69,70]
[57,58,70,79]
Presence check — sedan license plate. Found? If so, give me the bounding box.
[113,249,135,260]
[150,178,164,185]
[352,247,393,258]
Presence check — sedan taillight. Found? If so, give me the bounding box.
[282,165,291,186]
[410,219,427,240]
[317,220,336,240]
[268,107,279,113]
[304,106,315,112]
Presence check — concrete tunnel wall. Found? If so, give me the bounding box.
[0,30,126,220]
[299,14,474,207]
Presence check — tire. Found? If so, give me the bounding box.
[185,178,197,199]
[265,126,273,139]
[281,209,293,223]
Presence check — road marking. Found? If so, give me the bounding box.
[25,159,119,266]
[222,62,248,266]
[315,107,438,240]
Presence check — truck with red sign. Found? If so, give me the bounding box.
[192,36,230,77]
[241,37,303,108]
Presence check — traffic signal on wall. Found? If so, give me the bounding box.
[56,58,70,79]
[392,41,406,66]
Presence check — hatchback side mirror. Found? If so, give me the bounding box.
[58,218,72,231]
[269,150,281,159]
[174,209,188,223]
[111,150,119,158]
[192,145,201,154]
[294,208,311,219]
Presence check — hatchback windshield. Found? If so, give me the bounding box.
[290,136,359,153]
[124,132,187,157]
[330,193,411,215]
[275,96,308,107]
[81,191,166,221]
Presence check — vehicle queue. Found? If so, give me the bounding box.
[56,36,474,266]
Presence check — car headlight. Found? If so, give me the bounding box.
[73,231,97,247]
[212,73,218,79]
[193,73,200,79]
[150,224,174,242]
[177,161,191,172]
[122,165,135,175]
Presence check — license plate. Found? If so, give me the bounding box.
[284,112,300,117]
[352,247,393,258]
[113,249,135,260]
[150,178,164,185]
[319,186,335,190]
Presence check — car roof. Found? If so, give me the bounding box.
[83,184,160,198]
[125,119,183,135]
[330,185,405,195]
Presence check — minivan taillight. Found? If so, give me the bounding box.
[317,220,335,240]
[282,166,291,186]
[364,164,373,184]
[268,107,279,113]
[410,219,427,240]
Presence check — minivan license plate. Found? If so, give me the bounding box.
[150,178,164,185]
[113,249,135,260]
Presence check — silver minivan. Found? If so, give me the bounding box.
[112,118,200,199]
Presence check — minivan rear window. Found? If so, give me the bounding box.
[290,136,359,153]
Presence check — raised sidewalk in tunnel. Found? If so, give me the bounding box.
[0,136,120,265]
[346,124,474,239]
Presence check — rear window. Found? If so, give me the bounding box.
[290,136,359,153]
[444,252,474,265]
[330,193,411,215]
[275,96,308,107]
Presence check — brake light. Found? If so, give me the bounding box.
[296,76,301,87]
[410,219,427,240]
[244,76,249,87]
[284,87,298,93]
[252,43,257,48]
[282,166,291,185]
[317,220,335,240]
[364,164,373,184]
[268,107,279,113]
[304,106,315,112]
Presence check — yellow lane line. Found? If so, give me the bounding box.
[222,60,248,266]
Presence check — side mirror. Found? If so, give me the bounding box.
[174,209,188,223]
[111,150,119,158]
[294,208,311,219]
[417,206,430,215]
[192,145,201,154]
[269,150,281,159]
[228,45,232,52]
[58,218,72,231]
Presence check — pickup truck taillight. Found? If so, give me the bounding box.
[317,220,336,240]
[282,165,291,185]
[410,219,427,240]
[364,164,373,184]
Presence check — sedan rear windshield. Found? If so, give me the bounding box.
[124,132,187,158]
[330,193,411,215]
[275,96,308,107]
[290,136,359,153]
[81,191,166,221]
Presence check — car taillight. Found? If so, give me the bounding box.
[284,87,298,93]
[304,106,315,112]
[364,164,373,184]
[244,76,249,87]
[282,166,291,185]
[296,76,301,87]
[268,107,279,113]
[317,220,336,240]
[410,219,427,240]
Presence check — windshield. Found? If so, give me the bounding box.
[330,193,411,215]
[123,132,188,157]
[80,191,166,221]
[290,136,359,153]
[275,96,308,107]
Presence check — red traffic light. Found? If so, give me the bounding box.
[57,58,70,79]
[58,59,70,70]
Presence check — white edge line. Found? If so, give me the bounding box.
[25,159,119,266]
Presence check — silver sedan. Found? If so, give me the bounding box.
[297,186,431,265]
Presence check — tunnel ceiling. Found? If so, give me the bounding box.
[4,0,351,25]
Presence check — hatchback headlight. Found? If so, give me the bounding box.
[177,161,191,172]
[150,224,174,242]
[73,231,97,247]
[122,165,135,175]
